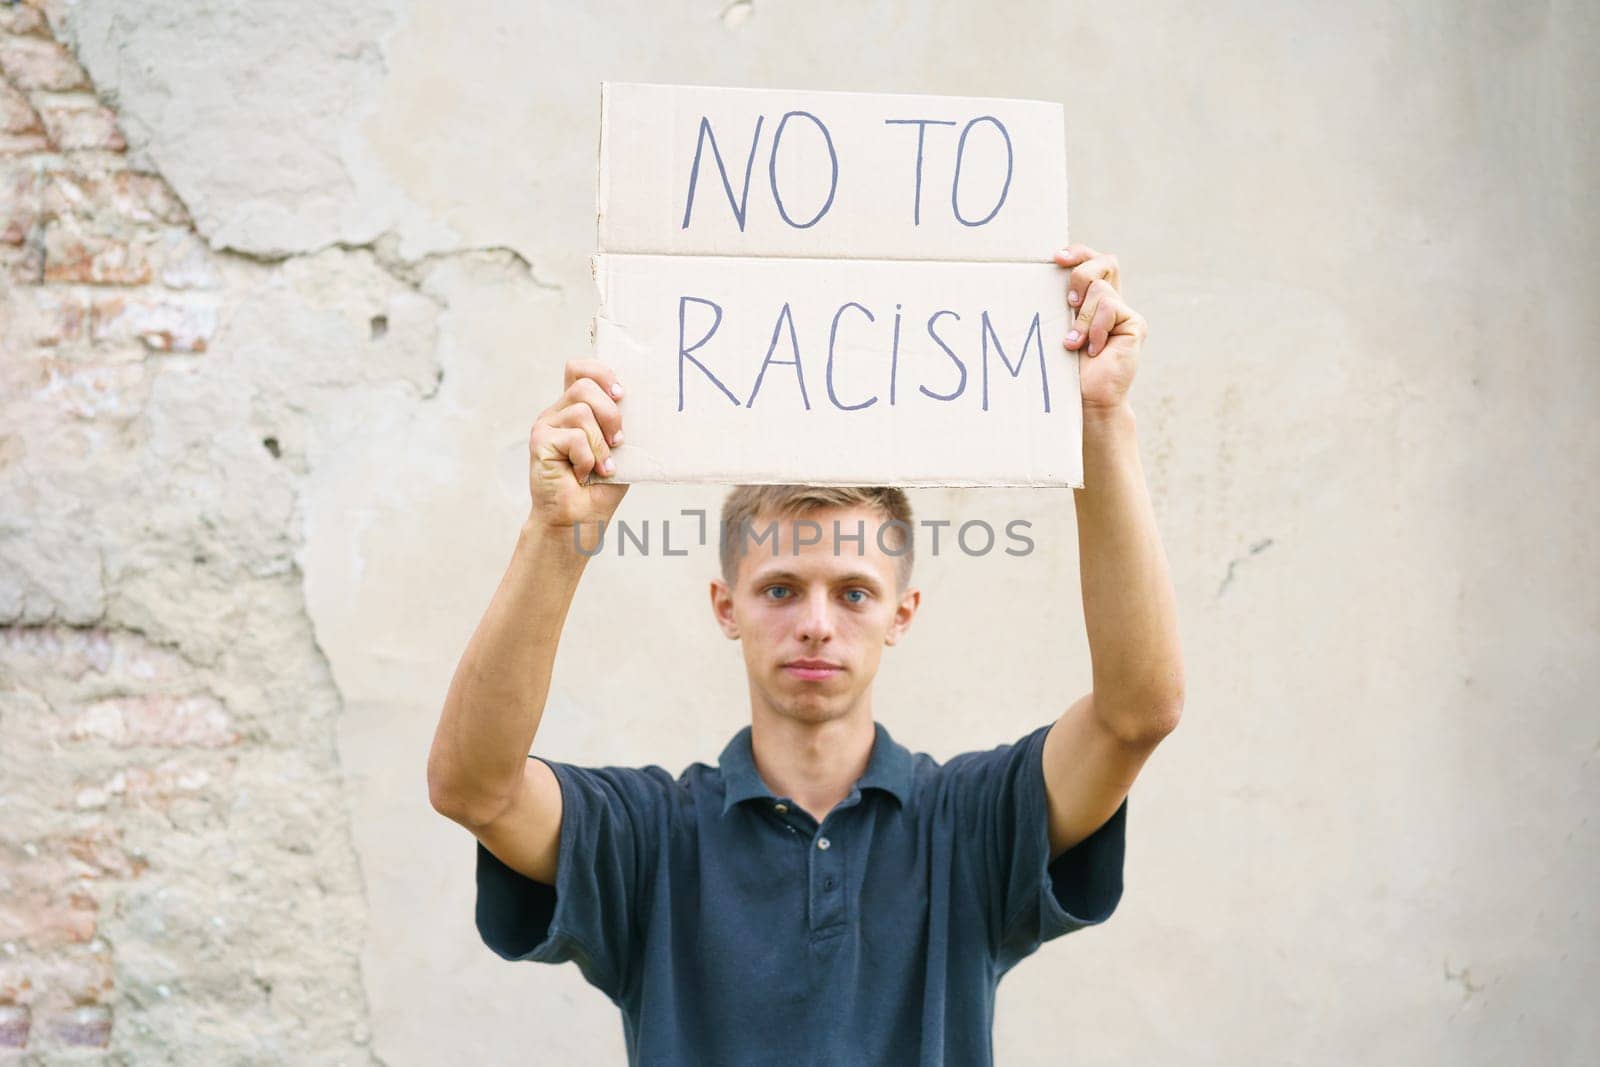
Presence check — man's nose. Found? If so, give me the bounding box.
[795,592,835,642]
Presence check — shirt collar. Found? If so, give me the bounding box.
[718,720,915,816]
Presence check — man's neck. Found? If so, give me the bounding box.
[748,706,876,823]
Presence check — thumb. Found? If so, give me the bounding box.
[588,480,629,517]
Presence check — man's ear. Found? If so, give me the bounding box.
[710,578,740,639]
[883,586,921,646]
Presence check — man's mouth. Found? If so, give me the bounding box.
[783,659,842,681]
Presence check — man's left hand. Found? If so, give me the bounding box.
[1052,245,1146,415]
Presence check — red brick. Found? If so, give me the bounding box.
[37,169,88,215]
[0,38,88,92]
[4,288,89,346]
[0,861,130,957]
[41,219,153,285]
[0,947,116,1028]
[0,1004,28,1049]
[0,80,43,136]
[0,4,48,35]
[0,626,111,675]
[72,759,223,812]
[0,948,114,1018]
[29,359,148,420]
[63,828,148,881]
[1,830,143,895]
[0,166,41,243]
[107,171,187,225]
[38,168,188,230]
[55,948,115,1003]
[0,891,97,946]
[0,129,50,156]
[1,240,43,285]
[91,295,216,353]
[47,1004,111,1048]
[21,0,69,33]
[0,626,190,684]
[67,693,236,748]
[0,961,33,1003]
[36,100,124,152]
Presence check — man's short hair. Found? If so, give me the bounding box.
[718,485,915,593]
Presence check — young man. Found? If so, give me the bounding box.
[427,244,1184,1065]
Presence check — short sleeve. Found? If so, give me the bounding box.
[941,724,1127,972]
[474,757,675,1002]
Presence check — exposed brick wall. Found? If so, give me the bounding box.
[2,10,158,1048]
[1,1,218,439]
[0,2,379,1058]
[0,626,225,1054]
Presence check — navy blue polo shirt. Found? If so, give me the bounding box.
[475,721,1127,1066]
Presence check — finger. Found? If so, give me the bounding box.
[562,377,624,446]
[547,401,613,474]
[1075,279,1113,337]
[1068,278,1114,348]
[1065,253,1120,309]
[563,358,625,401]
[1086,289,1121,356]
[540,425,603,482]
[1053,243,1099,268]
[1112,306,1148,343]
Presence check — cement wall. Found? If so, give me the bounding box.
[1,1,1595,1063]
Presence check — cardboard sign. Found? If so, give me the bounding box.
[591,82,1080,487]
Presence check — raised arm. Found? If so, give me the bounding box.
[426,359,628,883]
[1041,246,1186,858]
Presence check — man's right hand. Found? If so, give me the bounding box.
[528,358,629,531]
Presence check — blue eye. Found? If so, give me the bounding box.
[764,586,791,600]
[844,589,867,604]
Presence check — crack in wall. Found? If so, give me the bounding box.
[209,232,565,297]
[1216,537,1274,599]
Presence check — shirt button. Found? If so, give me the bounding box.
[773,803,788,814]
[816,837,831,851]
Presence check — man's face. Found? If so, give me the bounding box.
[710,505,920,726]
